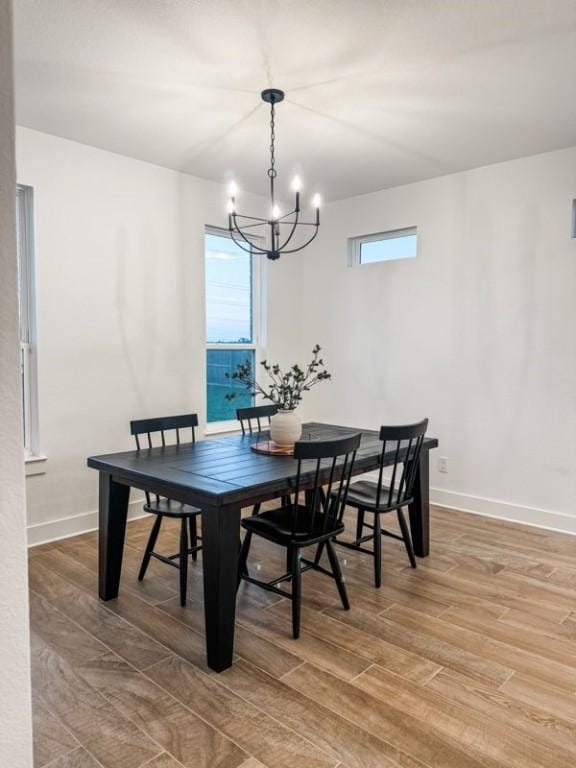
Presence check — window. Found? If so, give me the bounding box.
[349,227,418,266]
[205,227,263,425]
[16,185,40,458]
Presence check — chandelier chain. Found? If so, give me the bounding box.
[268,101,277,203]
[269,102,276,176]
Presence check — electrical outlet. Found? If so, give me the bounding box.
[438,456,448,473]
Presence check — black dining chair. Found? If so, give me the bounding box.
[236,404,277,435]
[236,404,289,513]
[130,414,202,606]
[238,432,361,639]
[334,419,428,587]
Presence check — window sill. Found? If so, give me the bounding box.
[25,454,48,476]
[204,422,242,437]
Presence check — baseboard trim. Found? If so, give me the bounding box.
[27,499,148,548]
[27,487,576,547]
[431,487,576,536]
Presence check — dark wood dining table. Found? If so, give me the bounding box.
[87,422,438,672]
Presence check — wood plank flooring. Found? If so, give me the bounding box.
[28,505,576,768]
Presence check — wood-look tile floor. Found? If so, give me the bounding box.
[28,505,576,768]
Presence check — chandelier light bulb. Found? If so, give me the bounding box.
[271,204,281,220]
[291,175,302,192]
[227,199,236,214]
[228,180,238,198]
[312,193,321,209]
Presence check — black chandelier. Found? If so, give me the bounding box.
[227,88,321,261]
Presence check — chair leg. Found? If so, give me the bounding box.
[286,545,293,574]
[189,515,198,562]
[397,508,417,568]
[291,547,301,639]
[138,515,162,581]
[373,512,382,588]
[355,508,365,542]
[237,531,252,589]
[313,541,325,566]
[179,518,188,607]
[252,502,261,516]
[325,539,350,610]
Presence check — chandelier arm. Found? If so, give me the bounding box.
[231,217,271,254]
[276,207,300,251]
[272,219,318,225]
[229,216,267,254]
[232,213,269,223]
[229,230,271,257]
[233,221,268,230]
[276,207,298,222]
[276,225,320,254]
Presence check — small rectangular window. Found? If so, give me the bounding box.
[205,227,263,425]
[349,227,418,266]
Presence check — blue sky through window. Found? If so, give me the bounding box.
[205,233,252,343]
[360,233,417,264]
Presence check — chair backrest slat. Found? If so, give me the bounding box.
[406,432,425,492]
[375,420,428,510]
[333,449,352,524]
[387,440,401,507]
[395,437,413,505]
[307,457,322,533]
[237,405,277,436]
[291,433,362,537]
[322,454,338,532]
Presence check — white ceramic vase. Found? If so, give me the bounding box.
[270,409,302,448]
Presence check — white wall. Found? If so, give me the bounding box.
[0,2,34,765]
[300,147,576,533]
[17,126,576,540]
[16,127,301,544]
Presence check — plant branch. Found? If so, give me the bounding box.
[224,345,331,410]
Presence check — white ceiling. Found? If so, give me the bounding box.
[13,0,576,201]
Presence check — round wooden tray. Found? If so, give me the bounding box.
[251,440,294,456]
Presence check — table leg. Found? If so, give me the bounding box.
[201,502,241,672]
[98,472,130,600]
[408,450,430,558]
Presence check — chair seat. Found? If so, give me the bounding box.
[242,504,344,545]
[335,479,413,512]
[143,498,201,518]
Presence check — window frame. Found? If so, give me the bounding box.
[204,225,265,433]
[16,184,42,464]
[348,226,418,266]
